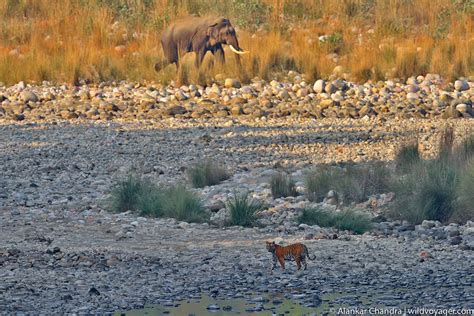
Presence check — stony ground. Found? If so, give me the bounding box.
[1,207,474,314]
[1,76,474,314]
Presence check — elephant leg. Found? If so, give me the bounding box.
[195,50,207,68]
[234,54,241,67]
[213,46,225,64]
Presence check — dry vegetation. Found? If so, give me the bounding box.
[0,0,473,85]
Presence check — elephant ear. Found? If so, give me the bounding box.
[206,18,229,45]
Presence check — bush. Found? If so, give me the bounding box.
[187,161,230,188]
[162,186,207,223]
[109,176,206,222]
[109,175,147,213]
[305,163,391,204]
[227,192,264,227]
[395,142,421,173]
[389,160,458,224]
[298,208,372,234]
[270,172,297,198]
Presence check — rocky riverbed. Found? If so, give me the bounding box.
[1,207,474,314]
[1,77,474,314]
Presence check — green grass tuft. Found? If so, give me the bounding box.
[226,191,264,227]
[298,208,373,234]
[270,172,298,198]
[162,185,207,223]
[187,161,230,188]
[109,174,147,213]
[109,176,206,223]
[389,160,458,224]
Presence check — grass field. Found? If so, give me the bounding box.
[0,0,473,85]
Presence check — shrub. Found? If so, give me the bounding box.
[298,208,372,234]
[187,161,230,188]
[227,192,264,227]
[389,160,458,223]
[162,186,207,223]
[395,142,421,173]
[270,172,297,198]
[109,174,147,213]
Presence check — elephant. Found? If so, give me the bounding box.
[155,17,247,71]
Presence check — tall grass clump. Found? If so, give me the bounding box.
[298,208,372,234]
[109,176,206,223]
[390,129,474,223]
[226,192,264,227]
[305,163,391,204]
[390,160,458,223]
[270,172,297,198]
[305,167,339,202]
[453,158,474,222]
[109,174,148,213]
[395,142,421,173]
[161,185,207,223]
[187,161,230,188]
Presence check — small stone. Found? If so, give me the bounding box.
[206,304,220,310]
[421,220,437,229]
[20,90,38,103]
[325,83,336,94]
[455,103,471,113]
[454,80,469,91]
[313,80,325,93]
[278,90,290,100]
[224,78,241,88]
[88,287,100,296]
[406,92,419,101]
[450,236,462,245]
[166,105,187,116]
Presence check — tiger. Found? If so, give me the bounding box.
[266,241,316,271]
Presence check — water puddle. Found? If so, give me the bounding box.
[115,292,387,315]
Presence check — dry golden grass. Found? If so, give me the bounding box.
[0,0,472,85]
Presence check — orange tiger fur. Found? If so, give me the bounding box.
[266,241,316,271]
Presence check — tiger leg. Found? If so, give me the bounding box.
[301,256,307,270]
[271,257,277,271]
[278,256,285,270]
[295,257,302,270]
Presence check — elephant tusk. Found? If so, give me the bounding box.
[229,45,248,55]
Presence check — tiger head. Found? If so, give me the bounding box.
[266,241,276,252]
